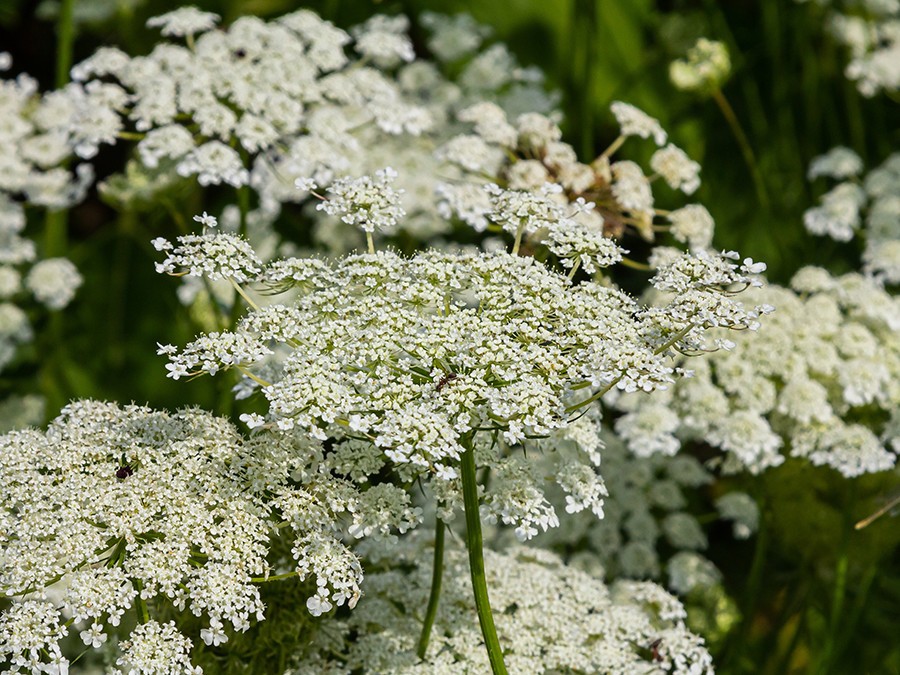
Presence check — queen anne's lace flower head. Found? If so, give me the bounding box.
[610,101,668,145]
[651,144,702,194]
[669,38,732,93]
[146,6,220,37]
[315,167,406,234]
[288,541,714,674]
[612,267,900,477]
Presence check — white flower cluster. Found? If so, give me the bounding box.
[291,541,714,674]
[612,267,900,477]
[312,167,406,234]
[0,61,85,385]
[160,207,765,541]
[153,231,262,282]
[825,2,900,96]
[0,400,424,668]
[65,9,555,253]
[0,66,95,205]
[669,38,732,93]
[610,101,668,146]
[804,150,900,284]
[534,428,717,582]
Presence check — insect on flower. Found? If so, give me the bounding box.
[435,372,459,392]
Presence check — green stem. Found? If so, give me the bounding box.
[600,134,626,160]
[133,580,150,624]
[250,570,300,583]
[511,224,525,257]
[45,0,76,259]
[619,257,651,271]
[230,279,260,312]
[55,0,75,89]
[416,516,445,660]
[366,231,375,255]
[460,445,507,675]
[711,88,769,208]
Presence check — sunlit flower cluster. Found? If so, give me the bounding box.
[612,267,900,476]
[66,7,556,258]
[0,400,425,669]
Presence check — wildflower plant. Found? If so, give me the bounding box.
[13,3,893,673]
[153,156,767,671]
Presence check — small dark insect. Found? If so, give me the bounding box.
[116,465,134,480]
[233,48,247,59]
[649,638,663,662]
[435,373,458,392]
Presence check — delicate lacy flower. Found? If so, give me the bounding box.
[146,7,220,37]
[808,146,864,180]
[316,167,406,234]
[421,12,491,62]
[715,492,760,539]
[610,101,667,145]
[166,232,763,542]
[176,141,250,187]
[24,257,82,310]
[803,182,865,241]
[289,541,714,674]
[667,552,722,595]
[544,215,625,273]
[352,15,415,67]
[668,204,715,250]
[615,268,899,476]
[829,10,900,96]
[0,601,69,674]
[611,160,654,215]
[113,620,199,675]
[484,182,566,239]
[670,38,731,93]
[651,144,702,194]
[154,230,262,282]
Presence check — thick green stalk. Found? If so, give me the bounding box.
[460,445,507,675]
[55,0,76,88]
[416,517,445,660]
